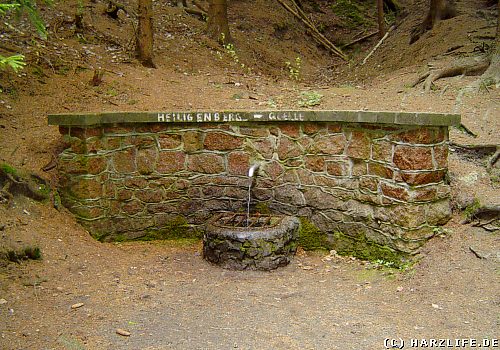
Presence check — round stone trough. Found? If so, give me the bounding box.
[203,213,300,270]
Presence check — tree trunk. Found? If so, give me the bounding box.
[206,0,231,44]
[377,0,385,38]
[480,1,500,85]
[136,0,155,68]
[410,0,455,44]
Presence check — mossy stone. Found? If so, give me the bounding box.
[298,217,332,251]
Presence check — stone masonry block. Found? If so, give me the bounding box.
[371,140,393,162]
[183,131,203,152]
[326,161,349,176]
[368,162,393,179]
[393,145,433,170]
[137,148,158,175]
[159,134,182,150]
[251,139,274,159]
[277,137,302,160]
[381,182,409,201]
[346,131,371,159]
[228,151,249,176]
[187,153,225,174]
[279,124,301,138]
[68,177,103,199]
[204,132,243,151]
[112,148,136,173]
[305,155,325,172]
[390,127,445,144]
[157,151,186,174]
[309,134,346,155]
[400,170,446,185]
[433,144,448,169]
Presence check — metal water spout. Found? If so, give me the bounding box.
[248,162,260,178]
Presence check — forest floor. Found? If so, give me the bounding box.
[0,0,499,349]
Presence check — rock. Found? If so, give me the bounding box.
[0,298,7,305]
[71,302,84,309]
[116,328,131,336]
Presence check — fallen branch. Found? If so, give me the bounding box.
[343,31,378,48]
[276,0,348,61]
[361,25,395,65]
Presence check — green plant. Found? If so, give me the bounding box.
[285,57,301,81]
[297,91,323,107]
[331,0,371,28]
[0,54,26,72]
[0,0,52,73]
[5,246,42,263]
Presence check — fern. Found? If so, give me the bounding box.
[0,54,26,72]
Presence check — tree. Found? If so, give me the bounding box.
[206,0,231,44]
[377,0,385,38]
[410,0,456,44]
[136,0,155,68]
[479,1,500,86]
[412,2,500,91]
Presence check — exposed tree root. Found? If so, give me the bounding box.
[450,143,499,169]
[177,0,207,21]
[412,56,490,92]
[462,205,500,232]
[0,165,51,206]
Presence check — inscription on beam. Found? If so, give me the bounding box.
[156,111,305,123]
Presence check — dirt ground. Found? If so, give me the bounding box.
[0,0,499,349]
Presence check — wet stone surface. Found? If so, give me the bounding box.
[203,214,300,270]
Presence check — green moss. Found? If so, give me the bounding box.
[298,218,332,251]
[91,231,109,242]
[463,198,481,221]
[332,231,410,268]
[331,0,373,28]
[0,163,18,176]
[254,202,271,214]
[135,216,201,241]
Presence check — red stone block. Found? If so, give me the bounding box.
[381,182,409,201]
[305,155,325,172]
[433,144,448,169]
[228,151,249,176]
[265,160,285,180]
[204,132,243,151]
[359,176,378,192]
[327,123,342,133]
[157,151,186,174]
[310,134,346,155]
[346,131,370,159]
[159,134,182,150]
[112,148,136,173]
[326,161,346,176]
[401,170,446,185]
[393,146,433,170]
[251,139,274,159]
[187,153,224,174]
[277,137,301,160]
[390,127,445,144]
[279,124,301,138]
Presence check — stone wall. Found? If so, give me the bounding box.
[50,111,459,257]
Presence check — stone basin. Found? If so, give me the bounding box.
[203,213,300,270]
